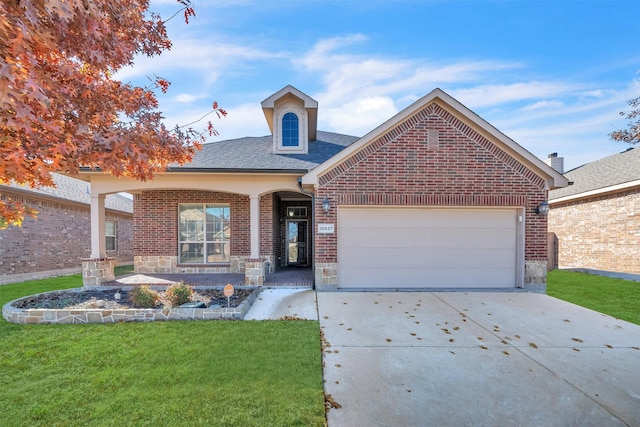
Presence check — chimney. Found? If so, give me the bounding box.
[544,152,564,174]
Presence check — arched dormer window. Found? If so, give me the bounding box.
[262,86,316,154]
[282,112,299,147]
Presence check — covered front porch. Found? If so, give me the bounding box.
[79,170,316,288]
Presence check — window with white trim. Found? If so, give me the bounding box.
[105,221,117,251]
[179,204,230,264]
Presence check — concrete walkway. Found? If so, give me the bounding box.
[318,292,640,426]
[244,288,318,320]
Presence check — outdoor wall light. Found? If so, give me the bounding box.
[535,200,550,216]
[322,197,331,213]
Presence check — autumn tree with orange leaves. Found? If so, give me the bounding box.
[0,0,225,228]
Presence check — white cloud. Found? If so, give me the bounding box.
[523,100,565,111]
[162,102,270,141]
[115,39,285,87]
[490,88,632,130]
[213,103,271,139]
[296,34,369,71]
[580,89,606,98]
[293,35,526,117]
[322,96,397,136]
[174,93,206,103]
[449,82,582,109]
[493,98,631,170]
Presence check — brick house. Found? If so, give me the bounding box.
[0,173,133,284]
[548,147,640,274]
[77,86,568,291]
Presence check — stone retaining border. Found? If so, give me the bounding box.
[2,286,262,325]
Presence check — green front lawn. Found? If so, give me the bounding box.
[0,277,325,427]
[547,270,640,326]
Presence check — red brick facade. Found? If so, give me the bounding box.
[132,190,320,273]
[314,102,548,265]
[0,192,133,279]
[133,190,278,261]
[549,188,640,274]
[260,194,275,256]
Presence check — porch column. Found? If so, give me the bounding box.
[245,194,265,285]
[249,194,260,259]
[83,193,114,287]
[90,194,107,259]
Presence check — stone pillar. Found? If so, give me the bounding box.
[244,259,265,286]
[524,260,547,293]
[82,258,115,287]
[315,262,338,291]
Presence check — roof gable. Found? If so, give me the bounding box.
[302,88,568,190]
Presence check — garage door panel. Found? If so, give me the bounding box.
[340,267,516,288]
[340,228,516,250]
[338,207,518,289]
[342,208,515,228]
[340,248,516,269]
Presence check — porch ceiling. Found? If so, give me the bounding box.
[277,191,311,201]
[80,172,305,197]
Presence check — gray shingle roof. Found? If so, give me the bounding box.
[172,130,359,171]
[549,147,640,200]
[2,173,133,214]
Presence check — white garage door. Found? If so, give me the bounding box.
[338,208,518,289]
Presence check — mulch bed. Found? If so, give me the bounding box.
[12,288,254,310]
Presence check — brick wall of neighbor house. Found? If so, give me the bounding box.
[0,193,133,278]
[549,188,640,274]
[107,211,134,263]
[315,102,548,276]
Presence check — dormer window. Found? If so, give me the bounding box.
[282,112,299,147]
[273,108,305,153]
[261,85,318,155]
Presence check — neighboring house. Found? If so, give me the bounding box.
[77,86,568,291]
[548,147,640,274]
[0,173,133,284]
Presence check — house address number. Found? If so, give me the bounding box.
[318,223,335,234]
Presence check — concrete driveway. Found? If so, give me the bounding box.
[318,292,640,427]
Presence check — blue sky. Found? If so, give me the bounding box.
[118,0,640,171]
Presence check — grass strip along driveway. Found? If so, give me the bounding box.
[548,270,640,326]
[0,275,325,426]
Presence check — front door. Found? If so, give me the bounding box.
[287,220,308,266]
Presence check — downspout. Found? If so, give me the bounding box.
[297,177,316,289]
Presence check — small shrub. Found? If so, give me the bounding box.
[165,282,193,307]
[128,285,159,308]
